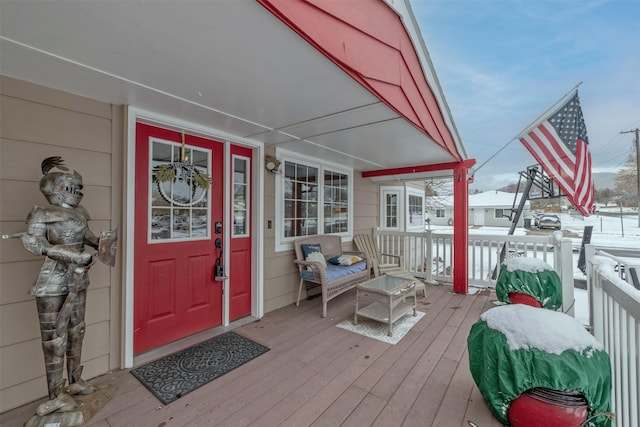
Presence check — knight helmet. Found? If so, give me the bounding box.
[39,157,84,208]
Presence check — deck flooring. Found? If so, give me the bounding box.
[1,284,504,427]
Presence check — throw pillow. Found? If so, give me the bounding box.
[306,251,327,267]
[336,254,363,266]
[327,256,341,265]
[301,243,322,259]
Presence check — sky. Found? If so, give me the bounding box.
[411,0,640,191]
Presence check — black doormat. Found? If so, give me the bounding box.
[131,331,269,405]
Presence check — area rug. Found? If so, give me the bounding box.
[131,331,269,405]
[336,311,425,345]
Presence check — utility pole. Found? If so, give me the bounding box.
[620,128,640,227]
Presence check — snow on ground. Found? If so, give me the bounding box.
[429,207,640,327]
[427,207,640,246]
[561,207,640,250]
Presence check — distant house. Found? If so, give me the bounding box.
[429,191,531,227]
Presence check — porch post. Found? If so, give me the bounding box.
[453,165,469,293]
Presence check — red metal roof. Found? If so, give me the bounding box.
[257,0,462,162]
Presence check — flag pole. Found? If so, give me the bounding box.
[471,81,583,176]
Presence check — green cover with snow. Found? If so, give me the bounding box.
[467,305,612,426]
[495,259,562,309]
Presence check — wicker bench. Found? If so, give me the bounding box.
[294,235,370,317]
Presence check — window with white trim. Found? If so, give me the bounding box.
[384,192,399,229]
[435,209,446,218]
[279,156,352,244]
[495,208,504,219]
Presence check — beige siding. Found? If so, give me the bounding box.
[260,147,380,314]
[353,173,379,238]
[0,76,123,412]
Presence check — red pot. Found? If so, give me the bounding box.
[508,292,542,308]
[508,388,588,427]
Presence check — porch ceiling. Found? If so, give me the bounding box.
[0,0,462,173]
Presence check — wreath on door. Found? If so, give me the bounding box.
[152,132,212,207]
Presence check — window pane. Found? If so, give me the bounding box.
[151,208,171,240]
[172,208,191,238]
[192,209,208,237]
[233,210,246,235]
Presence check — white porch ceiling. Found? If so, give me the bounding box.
[0,0,459,173]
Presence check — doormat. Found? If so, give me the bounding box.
[131,331,269,405]
[336,311,425,345]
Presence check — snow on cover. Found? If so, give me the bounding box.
[591,255,640,303]
[502,256,553,273]
[481,304,603,355]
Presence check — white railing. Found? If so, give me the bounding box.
[373,228,575,315]
[586,246,640,427]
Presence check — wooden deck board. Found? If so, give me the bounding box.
[1,284,504,427]
[402,357,458,427]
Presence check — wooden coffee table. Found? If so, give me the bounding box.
[354,275,417,337]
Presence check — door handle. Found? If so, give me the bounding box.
[214,237,226,280]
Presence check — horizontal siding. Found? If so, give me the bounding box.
[0,76,121,412]
[0,139,112,185]
[1,96,112,152]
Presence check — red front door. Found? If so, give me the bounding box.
[134,123,223,355]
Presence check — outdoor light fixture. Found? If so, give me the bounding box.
[265,155,281,174]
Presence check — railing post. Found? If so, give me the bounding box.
[553,232,575,317]
[424,229,433,284]
[585,244,598,335]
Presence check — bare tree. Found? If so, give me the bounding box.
[424,178,452,216]
[594,187,616,207]
[614,152,638,206]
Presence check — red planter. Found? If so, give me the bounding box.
[508,388,588,427]
[508,292,542,308]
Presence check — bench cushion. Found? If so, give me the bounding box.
[300,261,367,281]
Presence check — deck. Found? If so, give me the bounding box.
[1,283,503,427]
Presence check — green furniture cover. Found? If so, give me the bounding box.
[468,304,612,426]
[495,257,562,310]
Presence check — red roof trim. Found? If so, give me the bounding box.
[257,0,462,161]
[361,159,476,178]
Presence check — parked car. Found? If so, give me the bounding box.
[538,214,561,230]
[532,212,546,227]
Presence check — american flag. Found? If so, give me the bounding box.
[519,92,595,216]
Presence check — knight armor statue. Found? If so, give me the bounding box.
[19,156,116,416]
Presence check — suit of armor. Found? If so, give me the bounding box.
[20,157,100,415]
